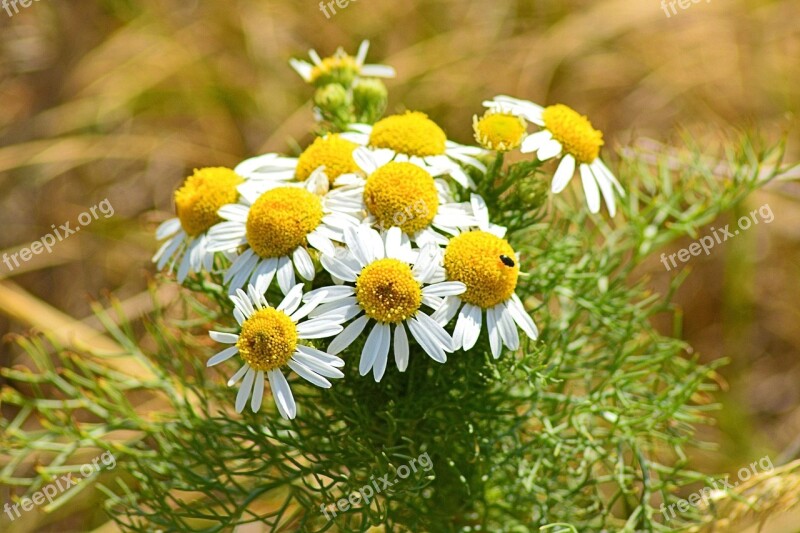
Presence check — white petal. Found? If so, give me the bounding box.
[224,248,256,283]
[486,306,502,359]
[470,193,489,229]
[457,303,483,351]
[495,304,520,350]
[235,367,256,413]
[361,225,385,261]
[303,285,355,303]
[210,331,239,344]
[360,322,390,379]
[247,284,266,310]
[595,159,624,195]
[552,154,576,193]
[411,244,440,283]
[430,295,462,326]
[344,225,370,266]
[508,293,538,340]
[394,323,409,372]
[233,308,246,327]
[320,254,358,282]
[356,40,370,65]
[580,163,601,214]
[252,257,278,295]
[291,352,344,378]
[372,329,390,382]
[416,311,454,351]
[251,371,265,412]
[590,161,617,217]
[218,204,250,223]
[155,218,181,240]
[310,298,358,318]
[290,291,326,322]
[277,283,305,315]
[289,59,313,81]
[276,255,296,295]
[327,315,370,355]
[268,370,296,419]
[207,346,238,367]
[296,318,343,339]
[233,288,255,316]
[288,359,332,388]
[308,49,322,65]
[407,316,447,363]
[293,247,316,281]
[307,231,336,257]
[520,130,553,154]
[296,344,345,367]
[227,364,249,386]
[384,226,404,259]
[353,146,379,174]
[360,64,396,78]
[205,221,247,251]
[154,233,183,269]
[423,281,466,297]
[177,242,195,282]
[538,139,563,161]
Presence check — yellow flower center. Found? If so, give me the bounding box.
[174,167,242,237]
[363,162,439,235]
[542,104,604,164]
[310,55,359,85]
[444,231,519,309]
[369,111,447,157]
[356,258,422,324]
[236,308,298,371]
[246,187,324,258]
[295,134,360,184]
[473,112,527,152]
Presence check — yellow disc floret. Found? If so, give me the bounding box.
[356,258,422,324]
[236,308,298,371]
[369,111,447,157]
[310,54,360,86]
[444,231,519,309]
[246,187,323,258]
[542,104,604,164]
[174,167,242,237]
[295,135,360,184]
[363,162,439,235]
[473,111,527,152]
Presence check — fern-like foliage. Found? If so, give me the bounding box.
[2,128,792,532]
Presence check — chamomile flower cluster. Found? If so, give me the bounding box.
[479,95,625,216]
[152,41,626,420]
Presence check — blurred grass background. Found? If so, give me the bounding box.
[1,0,798,531]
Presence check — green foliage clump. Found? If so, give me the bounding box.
[1,50,792,533]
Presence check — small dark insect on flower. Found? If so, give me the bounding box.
[499,255,515,267]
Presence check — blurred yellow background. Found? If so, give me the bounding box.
[1,0,799,531]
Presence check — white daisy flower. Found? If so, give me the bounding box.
[430,230,538,359]
[472,106,529,153]
[324,147,484,247]
[205,181,358,295]
[207,283,346,419]
[484,96,624,216]
[234,134,363,196]
[153,167,243,282]
[340,110,487,190]
[290,40,395,86]
[309,225,466,382]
